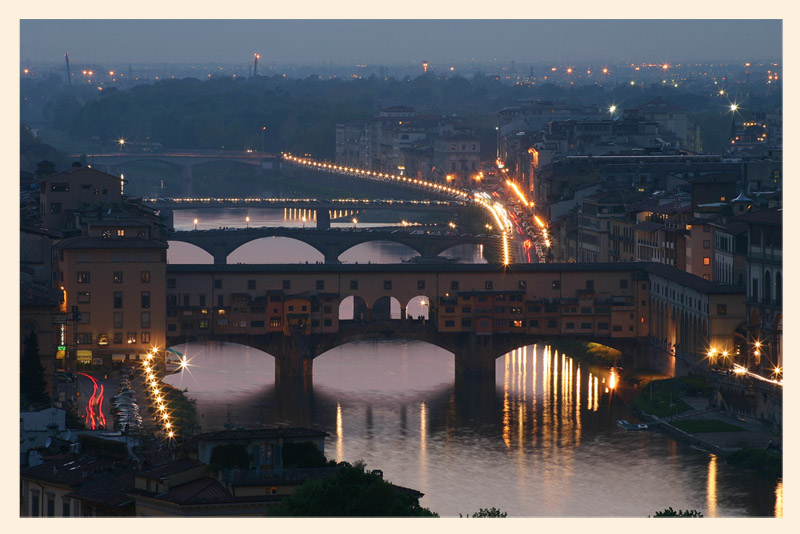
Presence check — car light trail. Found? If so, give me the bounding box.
[77,372,106,430]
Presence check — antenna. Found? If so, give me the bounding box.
[65,53,72,86]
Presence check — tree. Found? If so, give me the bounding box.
[652,507,703,517]
[21,332,49,406]
[460,507,508,517]
[268,462,438,517]
[282,441,334,468]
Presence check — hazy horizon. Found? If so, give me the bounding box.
[21,20,782,66]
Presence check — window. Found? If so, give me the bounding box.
[141,271,150,283]
[198,321,209,330]
[183,294,190,307]
[530,320,539,327]
[62,499,70,517]
[141,291,150,309]
[248,279,256,290]
[301,305,308,312]
[114,312,123,329]
[518,280,527,290]
[316,280,325,290]
[77,332,92,344]
[270,318,282,328]
[251,320,265,328]
[30,491,39,517]
[445,320,455,327]
[703,257,711,266]
[167,295,177,306]
[450,281,459,290]
[384,280,392,290]
[214,279,222,289]
[717,304,727,315]
[113,332,123,344]
[350,280,358,290]
[46,493,55,517]
[217,295,224,307]
[485,281,493,290]
[116,229,125,237]
[581,322,592,329]
[547,319,558,328]
[462,306,472,313]
[462,319,473,327]
[113,271,123,283]
[703,240,710,249]
[417,280,425,290]
[167,278,176,289]
[282,280,291,290]
[324,305,332,314]
[199,295,206,306]
[598,322,609,330]
[566,322,575,329]
[141,312,150,328]
[613,325,622,332]
[140,332,150,343]
[552,280,561,290]
[586,280,594,290]
[324,318,332,327]
[127,332,137,344]
[77,272,90,283]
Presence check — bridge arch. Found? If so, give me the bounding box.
[372,296,402,321]
[339,295,369,322]
[228,237,324,264]
[338,240,422,263]
[166,241,214,264]
[406,295,431,321]
[438,243,487,263]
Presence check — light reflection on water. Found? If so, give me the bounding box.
[164,340,779,517]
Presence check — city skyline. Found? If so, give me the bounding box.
[21,19,782,66]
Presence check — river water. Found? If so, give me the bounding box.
[163,208,781,518]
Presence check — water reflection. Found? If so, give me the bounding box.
[164,340,780,517]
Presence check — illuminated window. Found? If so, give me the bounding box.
[116,229,125,237]
[77,272,90,283]
[141,332,150,343]
[113,271,123,283]
[141,271,150,283]
[703,257,711,266]
[127,332,137,344]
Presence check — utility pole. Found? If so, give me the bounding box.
[65,53,72,86]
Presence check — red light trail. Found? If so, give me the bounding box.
[78,373,106,430]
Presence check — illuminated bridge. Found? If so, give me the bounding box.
[168,226,493,264]
[147,197,467,230]
[165,262,744,388]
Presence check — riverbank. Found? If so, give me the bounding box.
[635,390,781,476]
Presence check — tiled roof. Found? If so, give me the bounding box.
[732,207,782,226]
[65,471,135,508]
[137,458,205,479]
[21,455,130,488]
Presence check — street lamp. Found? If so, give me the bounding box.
[609,105,617,118]
[193,218,198,231]
[117,137,126,151]
[261,126,267,152]
[352,217,358,228]
[245,216,250,229]
[302,216,307,229]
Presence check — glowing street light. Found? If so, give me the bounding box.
[302,216,307,229]
[194,218,198,231]
[245,215,250,229]
[352,217,358,228]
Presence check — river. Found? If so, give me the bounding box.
[163,208,781,517]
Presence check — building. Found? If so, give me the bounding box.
[38,164,123,231]
[53,233,168,366]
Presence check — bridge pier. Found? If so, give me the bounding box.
[316,209,331,230]
[324,251,341,264]
[452,335,498,381]
[180,165,194,197]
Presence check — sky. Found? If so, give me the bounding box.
[20,19,782,66]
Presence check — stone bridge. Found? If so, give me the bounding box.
[168,227,493,264]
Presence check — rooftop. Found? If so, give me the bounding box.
[55,236,168,250]
[193,427,329,442]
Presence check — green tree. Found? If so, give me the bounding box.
[268,462,438,517]
[652,507,703,517]
[21,332,49,406]
[281,441,333,468]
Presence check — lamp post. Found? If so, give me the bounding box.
[261,126,267,152]
[352,217,358,228]
[302,216,307,229]
[193,218,198,231]
[245,216,250,229]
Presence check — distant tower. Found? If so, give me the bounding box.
[65,53,72,86]
[253,53,259,77]
[423,60,429,74]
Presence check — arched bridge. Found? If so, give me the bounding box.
[168,227,493,264]
[82,151,282,195]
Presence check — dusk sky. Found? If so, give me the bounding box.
[20,19,782,66]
